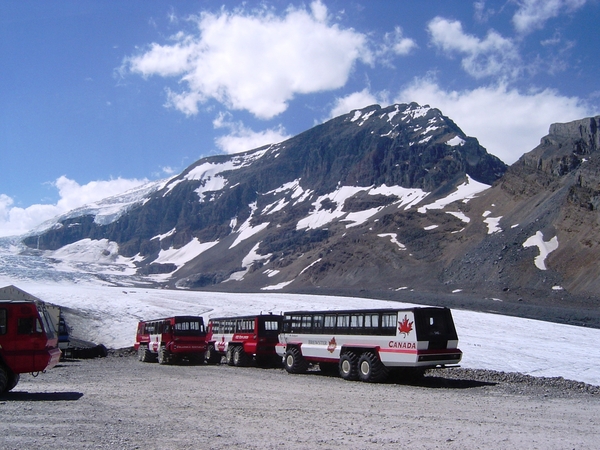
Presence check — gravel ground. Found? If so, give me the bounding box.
[1,350,599,450]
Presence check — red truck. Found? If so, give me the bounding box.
[0,300,62,393]
[134,316,207,365]
[205,314,283,367]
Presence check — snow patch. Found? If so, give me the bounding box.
[299,258,322,275]
[261,280,294,291]
[378,233,406,250]
[230,202,269,248]
[418,176,489,213]
[446,211,470,223]
[154,238,218,267]
[523,231,559,270]
[297,184,428,230]
[483,215,502,234]
[446,136,466,146]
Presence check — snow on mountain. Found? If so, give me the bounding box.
[27,177,170,237]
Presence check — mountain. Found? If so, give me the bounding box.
[17,104,600,326]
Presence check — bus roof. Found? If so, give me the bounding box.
[282,306,450,316]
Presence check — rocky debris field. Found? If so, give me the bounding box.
[1,350,599,449]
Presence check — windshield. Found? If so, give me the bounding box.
[37,304,57,339]
[174,318,205,336]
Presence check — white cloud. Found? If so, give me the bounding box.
[328,89,385,119]
[512,0,587,35]
[125,1,372,120]
[428,17,520,80]
[0,177,147,238]
[380,26,417,58]
[213,112,290,154]
[396,78,595,164]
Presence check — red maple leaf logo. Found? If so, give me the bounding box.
[398,315,414,337]
[327,337,337,353]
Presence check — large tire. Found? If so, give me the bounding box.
[339,352,359,381]
[357,352,388,383]
[158,346,171,365]
[205,344,221,365]
[138,345,153,363]
[284,347,309,374]
[6,372,20,392]
[232,346,251,367]
[226,346,235,366]
[0,365,8,394]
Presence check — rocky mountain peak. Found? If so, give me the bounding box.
[21,106,600,328]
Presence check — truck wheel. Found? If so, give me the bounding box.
[284,347,308,374]
[205,344,221,365]
[138,345,152,363]
[357,352,388,383]
[7,372,20,392]
[339,352,359,381]
[158,346,170,365]
[226,347,235,366]
[0,365,8,394]
[233,346,250,367]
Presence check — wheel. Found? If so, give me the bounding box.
[226,346,235,366]
[205,344,221,364]
[138,345,153,363]
[0,365,8,394]
[232,346,250,367]
[357,352,388,383]
[284,347,308,374]
[339,352,359,381]
[6,373,20,392]
[158,346,171,365]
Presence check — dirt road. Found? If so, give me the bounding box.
[1,352,599,449]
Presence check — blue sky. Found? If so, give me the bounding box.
[1,0,598,237]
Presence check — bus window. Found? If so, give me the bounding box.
[350,314,363,330]
[261,318,281,336]
[381,313,397,336]
[415,309,456,341]
[337,314,350,334]
[301,315,312,332]
[364,314,379,330]
[312,314,324,333]
[324,315,336,333]
[174,319,205,336]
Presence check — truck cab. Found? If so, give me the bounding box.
[0,300,62,393]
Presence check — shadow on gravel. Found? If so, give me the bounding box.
[407,376,496,389]
[1,391,83,401]
[311,370,495,389]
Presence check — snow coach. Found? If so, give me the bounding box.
[205,314,283,367]
[276,307,462,383]
[0,300,62,394]
[134,316,206,365]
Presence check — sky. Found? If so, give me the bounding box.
[1,0,599,237]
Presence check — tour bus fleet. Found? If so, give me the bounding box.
[135,306,462,384]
